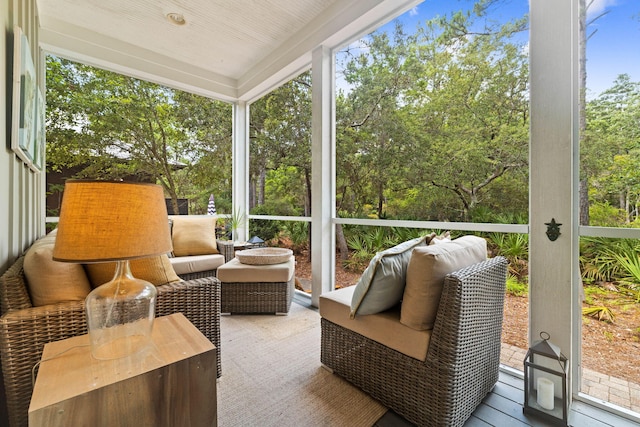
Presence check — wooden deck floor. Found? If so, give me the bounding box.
[374,370,640,427]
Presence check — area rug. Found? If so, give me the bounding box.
[217,301,387,426]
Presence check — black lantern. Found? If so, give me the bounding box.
[247,235,266,248]
[523,332,569,426]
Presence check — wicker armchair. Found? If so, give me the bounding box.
[320,256,508,427]
[0,255,221,427]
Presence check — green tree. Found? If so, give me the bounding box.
[250,72,312,216]
[171,90,233,214]
[585,74,640,224]
[414,14,529,219]
[336,7,529,222]
[45,56,232,214]
[336,23,424,219]
[46,57,98,170]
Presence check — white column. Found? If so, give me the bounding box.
[232,101,249,243]
[529,0,580,397]
[310,45,335,306]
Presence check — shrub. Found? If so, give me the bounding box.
[488,232,528,280]
[249,205,282,242]
[506,276,528,297]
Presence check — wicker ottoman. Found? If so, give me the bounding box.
[217,256,295,314]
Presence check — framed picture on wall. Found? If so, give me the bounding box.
[10,25,38,168]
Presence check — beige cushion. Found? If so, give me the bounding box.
[170,216,219,257]
[400,235,487,331]
[217,257,295,283]
[320,286,431,361]
[85,255,182,287]
[23,237,92,306]
[169,254,225,275]
[350,234,434,318]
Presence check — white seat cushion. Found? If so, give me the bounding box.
[169,254,225,275]
[216,257,295,283]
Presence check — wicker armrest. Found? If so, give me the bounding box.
[0,256,33,314]
[0,301,87,427]
[423,256,508,425]
[0,276,221,427]
[155,276,222,378]
[216,240,235,263]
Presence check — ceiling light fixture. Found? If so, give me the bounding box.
[166,12,186,26]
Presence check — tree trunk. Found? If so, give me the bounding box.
[335,223,349,262]
[305,168,312,217]
[249,178,255,210]
[625,188,631,224]
[258,166,266,206]
[578,0,589,226]
[579,179,590,225]
[170,195,180,216]
[377,182,384,218]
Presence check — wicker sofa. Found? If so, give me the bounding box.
[0,252,222,427]
[320,255,508,427]
[167,215,235,279]
[170,239,234,279]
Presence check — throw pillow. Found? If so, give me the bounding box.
[85,254,182,288]
[170,216,219,257]
[350,233,435,318]
[23,237,92,306]
[400,235,487,331]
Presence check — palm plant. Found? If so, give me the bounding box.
[582,306,616,323]
[227,208,246,241]
[344,226,393,269]
[343,226,431,270]
[488,232,528,280]
[609,242,640,303]
[579,236,620,284]
[285,221,309,250]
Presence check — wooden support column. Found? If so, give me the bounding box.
[529,0,581,397]
[310,45,335,307]
[232,101,249,243]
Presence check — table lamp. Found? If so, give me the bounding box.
[53,180,172,360]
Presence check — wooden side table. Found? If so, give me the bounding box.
[29,313,217,427]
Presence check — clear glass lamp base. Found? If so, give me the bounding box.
[85,260,157,360]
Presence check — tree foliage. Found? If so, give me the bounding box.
[249,73,312,216]
[45,56,232,214]
[335,8,529,221]
[584,74,640,224]
[45,1,640,231]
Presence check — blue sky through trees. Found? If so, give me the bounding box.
[370,0,639,99]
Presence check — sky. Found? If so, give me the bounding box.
[364,0,640,100]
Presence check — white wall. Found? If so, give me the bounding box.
[1,0,45,273]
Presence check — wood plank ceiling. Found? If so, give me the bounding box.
[35,0,420,101]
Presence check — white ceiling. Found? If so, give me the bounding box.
[36,0,421,102]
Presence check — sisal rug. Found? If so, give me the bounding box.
[217,301,387,426]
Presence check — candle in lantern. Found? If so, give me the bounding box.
[537,377,555,410]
